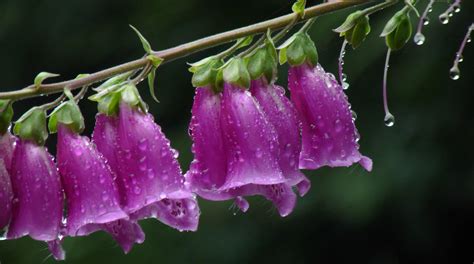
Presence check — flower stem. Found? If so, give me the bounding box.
[0,0,370,101]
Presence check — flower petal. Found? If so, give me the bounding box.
[57,126,127,236]
[0,160,13,229]
[102,219,145,254]
[220,83,285,190]
[7,140,63,241]
[47,239,66,261]
[0,132,16,172]
[250,79,311,195]
[288,64,372,170]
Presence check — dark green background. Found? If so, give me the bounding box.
[0,0,473,263]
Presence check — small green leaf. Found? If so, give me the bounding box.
[94,72,132,92]
[34,72,60,89]
[236,36,254,49]
[14,107,48,145]
[292,0,306,18]
[130,25,153,54]
[0,100,13,135]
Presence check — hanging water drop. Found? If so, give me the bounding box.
[456,54,463,63]
[453,5,461,13]
[422,17,429,26]
[439,14,449,24]
[342,73,347,82]
[449,66,460,80]
[351,110,357,121]
[384,113,395,127]
[414,33,425,45]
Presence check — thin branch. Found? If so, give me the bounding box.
[0,0,371,101]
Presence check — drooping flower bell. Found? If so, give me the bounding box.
[0,100,14,231]
[92,84,199,231]
[0,160,13,231]
[282,32,372,171]
[7,107,64,252]
[50,92,144,253]
[186,52,304,217]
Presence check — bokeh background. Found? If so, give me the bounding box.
[0,0,473,263]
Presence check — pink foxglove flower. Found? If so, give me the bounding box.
[0,132,14,230]
[288,63,372,171]
[93,102,199,232]
[187,85,298,217]
[7,140,63,242]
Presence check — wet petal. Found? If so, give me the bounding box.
[220,83,285,190]
[288,64,372,171]
[0,132,16,172]
[0,160,13,229]
[250,79,311,195]
[102,219,145,253]
[7,140,63,241]
[47,239,66,261]
[57,126,127,236]
[186,87,227,192]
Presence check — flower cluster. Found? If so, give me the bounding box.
[0,23,371,261]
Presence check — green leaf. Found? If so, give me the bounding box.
[333,11,362,33]
[130,25,153,54]
[236,36,254,49]
[14,107,48,145]
[385,13,412,51]
[292,0,306,17]
[34,72,60,89]
[0,100,13,135]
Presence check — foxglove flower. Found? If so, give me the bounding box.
[0,160,13,230]
[288,63,372,171]
[250,79,311,196]
[0,132,15,172]
[51,94,144,254]
[7,140,63,241]
[92,87,199,231]
[187,85,297,216]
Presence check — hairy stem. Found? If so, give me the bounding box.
[0,0,372,101]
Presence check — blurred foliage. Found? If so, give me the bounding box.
[0,0,473,263]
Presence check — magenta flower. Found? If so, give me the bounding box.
[93,102,199,231]
[7,140,63,241]
[288,63,372,171]
[250,79,311,196]
[186,85,300,217]
[57,125,129,236]
[0,132,14,230]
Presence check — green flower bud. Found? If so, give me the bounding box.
[188,57,224,88]
[384,13,412,51]
[221,57,251,88]
[14,107,48,145]
[278,32,318,67]
[335,11,371,49]
[48,97,85,134]
[246,36,278,82]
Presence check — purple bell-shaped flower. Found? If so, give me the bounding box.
[92,84,199,232]
[288,63,372,171]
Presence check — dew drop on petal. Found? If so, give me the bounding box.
[439,14,449,24]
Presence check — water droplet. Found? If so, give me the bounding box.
[342,82,349,90]
[456,54,463,63]
[449,66,460,80]
[138,139,147,151]
[351,110,358,121]
[342,73,347,82]
[467,37,472,43]
[448,11,453,18]
[453,5,461,13]
[439,14,449,24]
[74,148,83,156]
[384,113,395,127]
[414,32,425,45]
[428,7,433,13]
[423,17,429,26]
[134,186,141,194]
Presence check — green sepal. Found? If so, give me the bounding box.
[34,72,60,89]
[235,36,254,49]
[146,54,164,103]
[246,33,278,82]
[222,57,250,88]
[380,10,406,37]
[278,32,318,67]
[349,15,371,49]
[93,71,133,92]
[292,0,306,18]
[188,57,224,88]
[97,91,122,116]
[120,84,148,113]
[13,107,48,145]
[0,100,14,135]
[385,13,412,51]
[130,25,153,54]
[334,11,363,33]
[48,96,85,134]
